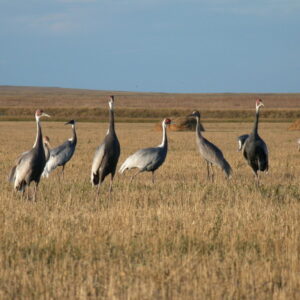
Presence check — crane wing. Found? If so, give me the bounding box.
[8,150,30,183]
[119,147,165,173]
[91,143,105,184]
[42,140,76,177]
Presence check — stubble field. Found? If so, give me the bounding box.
[1,120,300,299]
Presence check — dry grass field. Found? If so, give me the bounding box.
[1,86,300,122]
[1,119,300,299]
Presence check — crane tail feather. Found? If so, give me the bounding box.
[222,159,232,178]
[8,166,17,183]
[91,172,100,185]
[119,160,129,174]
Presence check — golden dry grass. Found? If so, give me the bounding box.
[1,86,300,122]
[1,86,300,109]
[1,120,300,299]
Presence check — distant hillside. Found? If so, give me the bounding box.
[0,86,299,122]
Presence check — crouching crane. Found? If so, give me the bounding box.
[119,118,171,183]
[8,109,50,200]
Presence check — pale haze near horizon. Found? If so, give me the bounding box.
[0,0,299,93]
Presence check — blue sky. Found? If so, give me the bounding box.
[0,0,300,93]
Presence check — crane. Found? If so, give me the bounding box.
[242,98,268,183]
[188,111,232,181]
[8,109,50,200]
[91,96,120,194]
[237,134,249,152]
[119,118,171,183]
[42,120,77,178]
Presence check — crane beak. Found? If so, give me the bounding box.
[65,121,71,125]
[42,113,50,118]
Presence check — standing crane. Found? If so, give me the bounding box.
[8,109,50,200]
[119,118,171,183]
[242,98,268,183]
[237,134,249,151]
[42,120,77,178]
[91,96,120,193]
[188,111,232,181]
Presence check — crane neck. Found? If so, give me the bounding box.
[252,107,260,135]
[107,105,115,135]
[44,143,51,161]
[195,116,203,139]
[33,116,43,149]
[70,124,77,145]
[159,122,168,149]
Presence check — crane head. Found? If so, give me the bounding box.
[65,120,76,125]
[164,118,171,125]
[35,109,50,119]
[256,98,264,111]
[43,136,51,146]
[188,111,200,119]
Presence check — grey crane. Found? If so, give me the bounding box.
[9,135,51,185]
[188,111,232,181]
[119,118,171,183]
[237,134,249,151]
[42,120,77,178]
[91,96,120,193]
[242,98,268,182]
[8,109,50,199]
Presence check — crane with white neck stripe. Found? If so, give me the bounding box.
[119,118,171,183]
[8,109,50,199]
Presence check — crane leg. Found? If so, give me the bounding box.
[97,183,101,195]
[33,182,39,201]
[61,165,65,179]
[252,170,259,186]
[206,161,210,180]
[130,169,141,183]
[152,171,155,184]
[210,163,215,182]
[109,174,114,194]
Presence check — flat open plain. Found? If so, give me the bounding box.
[1,120,300,299]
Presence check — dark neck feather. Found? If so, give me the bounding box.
[71,125,77,144]
[109,107,115,134]
[252,108,260,135]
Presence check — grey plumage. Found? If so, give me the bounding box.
[119,118,171,183]
[237,134,249,151]
[242,99,268,181]
[8,109,50,199]
[42,120,77,178]
[91,96,120,193]
[189,111,232,180]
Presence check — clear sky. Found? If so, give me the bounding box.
[1,0,300,93]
